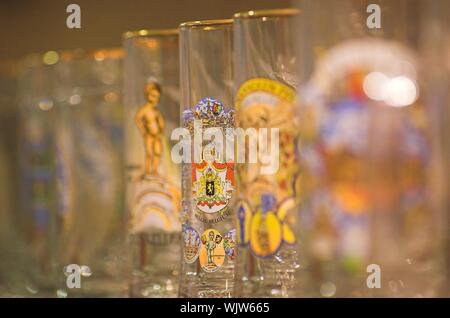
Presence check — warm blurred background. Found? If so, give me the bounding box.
[0,0,291,59]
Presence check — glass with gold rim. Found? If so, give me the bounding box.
[123,29,181,298]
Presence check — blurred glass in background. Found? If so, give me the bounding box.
[296,0,444,297]
[56,49,126,297]
[0,0,448,299]
[17,54,63,296]
[17,49,126,297]
[123,29,181,298]
[420,0,450,296]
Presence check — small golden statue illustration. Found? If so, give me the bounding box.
[205,231,218,265]
[135,81,165,176]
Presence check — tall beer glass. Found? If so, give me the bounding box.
[178,19,236,298]
[123,29,181,297]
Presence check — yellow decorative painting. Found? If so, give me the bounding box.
[199,229,225,272]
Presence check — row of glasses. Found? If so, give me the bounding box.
[5,2,448,298]
[0,60,22,296]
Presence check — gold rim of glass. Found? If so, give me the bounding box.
[233,8,300,19]
[122,28,178,39]
[179,19,233,29]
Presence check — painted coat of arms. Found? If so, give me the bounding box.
[192,158,234,223]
